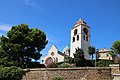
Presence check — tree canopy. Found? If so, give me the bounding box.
[88,46,95,60]
[73,48,87,67]
[112,40,120,54]
[0,24,48,68]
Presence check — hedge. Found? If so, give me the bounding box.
[0,66,24,80]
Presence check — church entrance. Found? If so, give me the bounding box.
[45,57,53,66]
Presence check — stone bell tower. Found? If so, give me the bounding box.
[70,19,90,59]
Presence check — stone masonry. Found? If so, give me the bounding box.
[22,67,112,80]
[110,64,120,80]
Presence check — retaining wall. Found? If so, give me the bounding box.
[110,64,120,80]
[22,67,112,80]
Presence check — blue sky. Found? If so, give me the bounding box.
[0,0,120,61]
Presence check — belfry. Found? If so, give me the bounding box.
[70,19,90,59]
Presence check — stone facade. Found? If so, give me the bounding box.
[110,64,120,80]
[22,67,112,80]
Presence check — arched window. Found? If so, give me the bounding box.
[73,37,75,42]
[77,35,79,41]
[86,36,88,41]
[74,29,78,36]
[83,28,88,35]
[45,57,53,65]
[83,35,85,40]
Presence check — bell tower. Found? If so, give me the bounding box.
[70,19,90,59]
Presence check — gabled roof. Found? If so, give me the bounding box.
[98,48,112,53]
[49,45,68,57]
[49,45,59,51]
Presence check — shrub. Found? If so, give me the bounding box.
[86,60,95,67]
[96,60,113,67]
[52,77,64,80]
[0,58,20,67]
[0,66,25,80]
[58,63,73,68]
[28,62,46,68]
[56,62,64,65]
[64,56,74,64]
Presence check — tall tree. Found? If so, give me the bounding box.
[0,24,48,68]
[112,40,120,54]
[74,48,87,67]
[112,40,120,64]
[88,46,95,60]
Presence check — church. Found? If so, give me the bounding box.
[42,19,90,66]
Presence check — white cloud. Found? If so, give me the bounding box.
[47,34,61,44]
[23,0,40,8]
[0,32,5,37]
[0,24,12,31]
[0,24,12,37]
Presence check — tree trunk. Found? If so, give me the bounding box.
[92,54,93,60]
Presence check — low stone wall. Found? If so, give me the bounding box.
[110,64,120,80]
[110,64,120,74]
[22,67,112,80]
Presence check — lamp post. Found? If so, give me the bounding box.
[95,49,98,67]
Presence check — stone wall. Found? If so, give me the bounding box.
[22,67,112,80]
[110,64,120,80]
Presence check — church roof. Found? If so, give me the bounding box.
[72,18,90,30]
[98,48,112,53]
[50,45,58,50]
[58,51,67,56]
[76,18,87,24]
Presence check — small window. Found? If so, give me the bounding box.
[77,35,79,41]
[74,29,78,36]
[98,54,101,57]
[106,53,109,57]
[83,35,85,40]
[73,37,75,42]
[51,52,55,56]
[86,36,88,41]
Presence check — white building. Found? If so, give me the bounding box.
[97,48,114,60]
[42,45,69,66]
[42,19,91,66]
[70,19,90,59]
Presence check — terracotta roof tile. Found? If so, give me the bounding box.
[76,19,87,24]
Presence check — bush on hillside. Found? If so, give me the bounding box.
[0,66,25,80]
[96,60,113,67]
[58,63,73,68]
[28,62,46,68]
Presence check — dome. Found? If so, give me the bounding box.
[63,45,70,53]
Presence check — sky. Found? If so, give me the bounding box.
[0,0,120,61]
